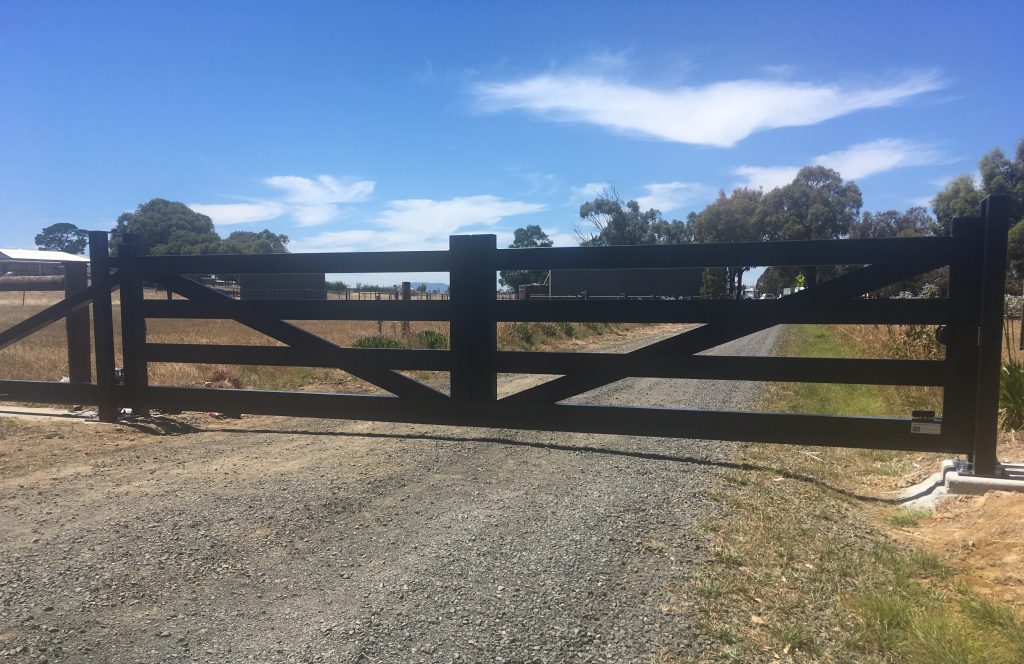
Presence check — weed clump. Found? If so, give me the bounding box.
[414,330,449,349]
[353,335,405,349]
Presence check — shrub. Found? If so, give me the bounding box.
[1000,323,1024,431]
[415,330,449,349]
[556,322,576,337]
[1000,359,1024,430]
[885,324,943,360]
[510,323,534,346]
[205,366,243,388]
[539,323,559,337]
[353,335,405,349]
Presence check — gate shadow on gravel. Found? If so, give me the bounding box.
[176,424,914,506]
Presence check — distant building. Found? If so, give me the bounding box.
[0,248,89,276]
[238,273,326,300]
[549,268,704,298]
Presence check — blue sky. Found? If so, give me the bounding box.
[2,1,1022,282]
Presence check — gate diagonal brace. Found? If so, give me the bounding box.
[156,274,447,400]
[504,262,944,404]
[0,276,120,351]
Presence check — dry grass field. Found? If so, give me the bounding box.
[0,290,626,392]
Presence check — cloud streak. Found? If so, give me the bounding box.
[191,175,375,228]
[635,181,712,212]
[289,194,546,254]
[734,138,949,190]
[473,71,944,147]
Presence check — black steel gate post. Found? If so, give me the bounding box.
[63,261,92,384]
[118,235,149,417]
[973,195,1011,476]
[88,231,118,422]
[449,234,497,402]
[943,216,983,459]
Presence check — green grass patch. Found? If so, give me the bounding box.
[672,324,1024,663]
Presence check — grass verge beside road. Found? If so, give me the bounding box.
[671,324,1024,663]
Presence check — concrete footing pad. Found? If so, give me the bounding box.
[899,459,1024,507]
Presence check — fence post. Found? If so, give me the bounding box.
[118,234,149,418]
[63,261,91,383]
[401,281,411,335]
[972,195,1011,476]
[88,231,118,422]
[449,234,497,402]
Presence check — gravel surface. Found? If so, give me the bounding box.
[0,326,780,663]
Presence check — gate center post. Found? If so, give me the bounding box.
[449,234,497,402]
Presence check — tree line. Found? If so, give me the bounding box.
[501,137,1024,296]
[34,199,290,256]
[34,138,1024,295]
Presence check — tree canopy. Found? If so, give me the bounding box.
[113,199,222,256]
[689,187,763,298]
[499,224,553,292]
[850,207,936,239]
[576,194,691,247]
[34,222,88,254]
[934,138,1024,285]
[221,229,290,254]
[753,166,862,289]
[111,198,290,257]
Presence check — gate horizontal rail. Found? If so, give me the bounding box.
[0,196,1012,475]
[134,384,969,454]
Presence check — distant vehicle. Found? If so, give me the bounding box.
[759,293,777,300]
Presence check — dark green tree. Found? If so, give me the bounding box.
[221,229,290,254]
[755,166,862,287]
[112,199,222,256]
[689,187,763,298]
[931,175,985,236]
[849,207,937,239]
[498,224,553,292]
[34,222,88,254]
[576,195,691,246]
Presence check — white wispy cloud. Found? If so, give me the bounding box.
[190,174,375,228]
[734,138,949,189]
[635,181,712,212]
[187,201,286,226]
[473,71,944,147]
[264,175,375,227]
[732,165,802,191]
[570,182,611,200]
[290,194,546,253]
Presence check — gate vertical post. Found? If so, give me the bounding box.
[63,261,92,383]
[118,234,149,418]
[401,281,411,335]
[449,234,497,402]
[973,195,1011,476]
[943,217,983,457]
[88,231,118,422]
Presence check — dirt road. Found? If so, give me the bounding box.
[0,326,780,663]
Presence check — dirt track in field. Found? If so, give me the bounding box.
[0,325,780,663]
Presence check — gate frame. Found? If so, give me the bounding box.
[0,196,1012,476]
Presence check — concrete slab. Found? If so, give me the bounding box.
[947,462,1024,495]
[896,458,1024,506]
[0,405,98,422]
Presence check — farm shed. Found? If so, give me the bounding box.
[549,267,703,298]
[238,272,327,300]
[0,248,89,276]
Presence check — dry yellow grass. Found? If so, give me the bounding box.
[0,290,625,391]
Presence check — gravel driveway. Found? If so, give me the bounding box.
[0,326,780,663]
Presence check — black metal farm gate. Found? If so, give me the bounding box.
[0,196,1012,476]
